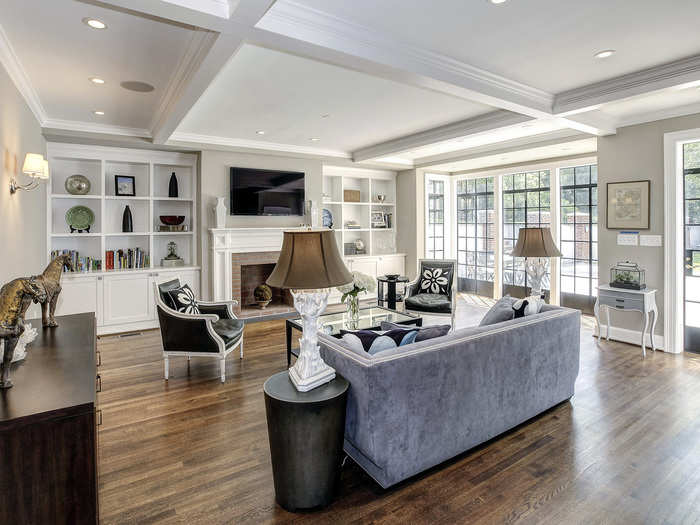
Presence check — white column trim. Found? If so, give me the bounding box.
[663,128,700,354]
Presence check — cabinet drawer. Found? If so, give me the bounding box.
[599,294,644,311]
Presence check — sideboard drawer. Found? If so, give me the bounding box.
[598,294,644,311]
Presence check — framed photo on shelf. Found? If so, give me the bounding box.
[371,211,387,229]
[606,180,650,229]
[115,175,136,196]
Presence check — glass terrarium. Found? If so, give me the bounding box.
[610,261,646,290]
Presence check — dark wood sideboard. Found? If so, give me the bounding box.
[0,313,100,525]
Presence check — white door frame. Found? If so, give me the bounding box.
[663,128,700,354]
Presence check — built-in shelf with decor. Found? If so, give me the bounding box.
[46,143,200,335]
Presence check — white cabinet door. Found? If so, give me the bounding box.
[53,277,99,319]
[103,273,153,326]
[349,258,378,278]
[377,255,405,277]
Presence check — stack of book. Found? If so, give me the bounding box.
[104,248,149,270]
[50,250,102,273]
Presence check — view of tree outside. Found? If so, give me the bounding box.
[684,142,700,338]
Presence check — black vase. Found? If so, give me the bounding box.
[168,172,178,198]
[122,205,133,233]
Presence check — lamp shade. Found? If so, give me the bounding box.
[22,153,45,177]
[267,229,352,290]
[511,227,562,258]
[38,159,50,180]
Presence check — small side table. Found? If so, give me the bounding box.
[264,371,349,511]
[377,275,409,310]
[594,285,658,357]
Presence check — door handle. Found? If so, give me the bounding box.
[96,350,101,367]
[96,374,102,393]
[96,409,102,426]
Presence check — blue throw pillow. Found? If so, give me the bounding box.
[340,328,418,355]
[380,321,450,342]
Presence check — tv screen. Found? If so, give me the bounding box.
[229,167,305,216]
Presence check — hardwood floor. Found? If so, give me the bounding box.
[97,315,700,524]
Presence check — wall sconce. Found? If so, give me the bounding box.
[9,153,49,194]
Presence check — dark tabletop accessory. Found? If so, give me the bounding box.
[122,205,133,233]
[168,172,178,198]
[512,300,529,319]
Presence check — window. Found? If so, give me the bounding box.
[456,177,495,296]
[426,178,445,259]
[559,165,598,312]
[683,143,700,352]
[502,170,551,298]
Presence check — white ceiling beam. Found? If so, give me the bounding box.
[414,130,592,169]
[554,54,700,115]
[352,110,533,163]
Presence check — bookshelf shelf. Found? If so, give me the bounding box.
[47,143,198,273]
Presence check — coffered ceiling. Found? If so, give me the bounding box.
[3,0,700,171]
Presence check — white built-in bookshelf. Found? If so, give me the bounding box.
[46,143,198,276]
[322,165,398,257]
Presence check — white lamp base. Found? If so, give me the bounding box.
[288,290,336,392]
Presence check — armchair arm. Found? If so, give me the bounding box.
[405,276,422,298]
[196,299,238,320]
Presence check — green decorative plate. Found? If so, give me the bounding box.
[65,205,95,232]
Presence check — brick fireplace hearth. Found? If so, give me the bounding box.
[231,252,294,319]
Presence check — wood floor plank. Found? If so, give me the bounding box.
[96,312,700,524]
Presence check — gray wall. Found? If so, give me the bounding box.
[0,63,46,284]
[198,150,323,299]
[597,112,700,337]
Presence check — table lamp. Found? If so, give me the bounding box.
[267,229,352,392]
[511,227,562,299]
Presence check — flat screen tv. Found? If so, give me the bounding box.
[229,167,305,216]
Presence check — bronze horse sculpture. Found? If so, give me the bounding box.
[0,278,47,388]
[34,254,73,327]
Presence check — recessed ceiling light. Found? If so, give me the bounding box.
[256,130,265,135]
[93,110,105,116]
[594,49,615,59]
[489,0,508,4]
[89,77,105,85]
[321,114,330,118]
[83,18,107,29]
[309,137,320,142]
[120,81,155,93]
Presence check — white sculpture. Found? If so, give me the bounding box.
[0,322,38,363]
[214,197,227,229]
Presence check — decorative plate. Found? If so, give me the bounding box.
[65,205,95,231]
[64,174,91,195]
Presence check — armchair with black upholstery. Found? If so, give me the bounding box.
[155,278,243,383]
[404,259,457,330]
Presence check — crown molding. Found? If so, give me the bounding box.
[615,101,700,129]
[554,54,700,115]
[0,23,47,125]
[161,0,230,19]
[42,119,152,138]
[150,28,219,141]
[352,110,532,162]
[260,0,554,116]
[168,131,351,158]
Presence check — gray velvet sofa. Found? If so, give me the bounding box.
[318,304,581,488]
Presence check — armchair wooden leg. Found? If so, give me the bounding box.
[239,338,244,359]
[164,356,169,380]
[220,357,226,383]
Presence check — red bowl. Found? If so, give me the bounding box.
[160,215,185,225]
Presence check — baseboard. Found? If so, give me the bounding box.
[594,324,666,352]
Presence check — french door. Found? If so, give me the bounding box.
[559,164,598,314]
[684,142,700,352]
[456,177,495,296]
[502,170,551,299]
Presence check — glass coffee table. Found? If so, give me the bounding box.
[286,306,422,365]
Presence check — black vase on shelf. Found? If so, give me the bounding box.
[122,205,133,233]
[168,172,179,198]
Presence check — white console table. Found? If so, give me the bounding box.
[594,285,658,357]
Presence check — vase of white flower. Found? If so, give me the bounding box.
[336,271,376,326]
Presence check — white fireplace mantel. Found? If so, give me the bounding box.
[210,227,304,301]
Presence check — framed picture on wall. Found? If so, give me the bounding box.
[606,180,650,229]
